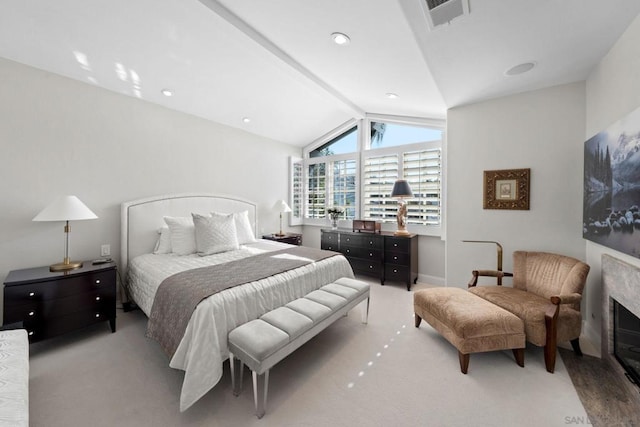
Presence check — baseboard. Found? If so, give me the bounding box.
[417,273,445,286]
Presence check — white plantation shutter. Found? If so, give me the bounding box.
[404,148,441,225]
[306,162,326,218]
[290,157,303,225]
[363,154,398,222]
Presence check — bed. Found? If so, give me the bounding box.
[120,193,354,411]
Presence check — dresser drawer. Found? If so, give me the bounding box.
[341,233,383,249]
[4,270,116,304]
[23,307,115,342]
[384,264,410,281]
[341,247,382,261]
[348,258,383,275]
[321,232,339,244]
[385,251,411,266]
[385,237,411,253]
[4,290,115,324]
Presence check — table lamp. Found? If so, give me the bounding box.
[391,179,413,236]
[33,195,98,271]
[274,200,292,237]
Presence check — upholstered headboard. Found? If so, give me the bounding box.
[120,193,258,276]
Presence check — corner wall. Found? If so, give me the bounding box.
[583,14,640,352]
[446,82,586,288]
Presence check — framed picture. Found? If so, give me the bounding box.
[583,105,640,258]
[483,168,530,210]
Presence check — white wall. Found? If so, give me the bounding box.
[583,14,640,351]
[446,82,587,288]
[0,58,300,290]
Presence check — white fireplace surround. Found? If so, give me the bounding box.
[601,254,640,360]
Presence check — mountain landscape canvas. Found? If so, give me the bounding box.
[583,105,640,258]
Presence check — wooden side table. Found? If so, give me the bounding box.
[262,233,302,246]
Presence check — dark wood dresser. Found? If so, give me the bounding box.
[321,229,418,290]
[3,261,117,342]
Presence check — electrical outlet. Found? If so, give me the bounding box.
[101,244,111,257]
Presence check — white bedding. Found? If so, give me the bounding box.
[127,239,354,411]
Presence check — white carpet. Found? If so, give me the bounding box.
[28,279,588,427]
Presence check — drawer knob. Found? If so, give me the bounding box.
[29,292,35,297]
[394,243,398,247]
[394,256,398,260]
[369,253,373,257]
[369,265,373,269]
[95,313,100,318]
[346,249,350,253]
[96,296,101,301]
[28,311,35,316]
[95,279,101,284]
[394,269,398,273]
[28,331,33,336]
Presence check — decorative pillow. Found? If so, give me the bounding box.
[153,227,172,254]
[211,210,256,245]
[192,213,239,256]
[163,216,196,255]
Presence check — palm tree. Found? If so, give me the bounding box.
[371,122,386,146]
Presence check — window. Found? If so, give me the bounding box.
[306,163,326,219]
[370,121,442,148]
[403,148,441,226]
[309,126,357,157]
[331,159,357,219]
[362,154,398,222]
[289,157,303,225]
[296,115,444,235]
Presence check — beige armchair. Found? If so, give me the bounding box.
[468,251,590,373]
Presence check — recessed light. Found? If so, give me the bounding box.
[242,117,251,123]
[161,88,173,97]
[385,93,399,99]
[331,32,351,45]
[505,62,536,76]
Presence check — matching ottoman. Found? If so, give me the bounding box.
[414,287,525,374]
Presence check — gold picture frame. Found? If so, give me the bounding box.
[483,168,530,210]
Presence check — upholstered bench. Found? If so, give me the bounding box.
[228,277,370,418]
[0,329,29,427]
[414,287,525,374]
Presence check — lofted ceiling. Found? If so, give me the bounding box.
[1,0,639,146]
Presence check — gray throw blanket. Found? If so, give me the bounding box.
[147,246,340,358]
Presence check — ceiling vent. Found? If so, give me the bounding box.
[424,0,469,29]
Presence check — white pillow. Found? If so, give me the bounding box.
[193,213,239,256]
[212,210,256,245]
[163,216,196,255]
[153,227,172,254]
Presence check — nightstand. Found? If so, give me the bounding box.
[3,261,117,343]
[262,233,302,246]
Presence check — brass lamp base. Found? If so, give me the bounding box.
[50,260,82,272]
[393,229,411,236]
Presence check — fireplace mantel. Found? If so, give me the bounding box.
[601,253,640,389]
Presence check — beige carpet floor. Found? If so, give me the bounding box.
[29,279,589,427]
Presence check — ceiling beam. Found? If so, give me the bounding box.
[198,0,365,118]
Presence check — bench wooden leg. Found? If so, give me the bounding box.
[458,352,470,374]
[513,348,525,367]
[229,353,244,396]
[252,370,269,419]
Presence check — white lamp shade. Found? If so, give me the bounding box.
[33,195,98,222]
[274,199,292,213]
